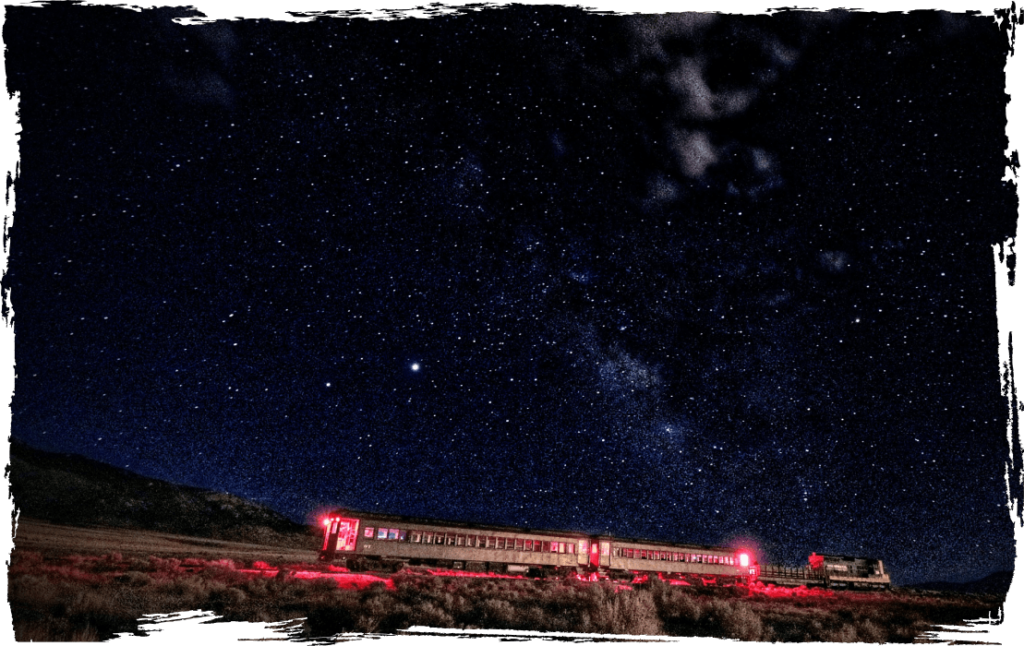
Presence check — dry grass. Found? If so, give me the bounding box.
[8,546,1006,642]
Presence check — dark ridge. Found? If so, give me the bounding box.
[904,570,1014,596]
[8,440,314,548]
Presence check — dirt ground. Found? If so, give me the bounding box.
[12,517,321,564]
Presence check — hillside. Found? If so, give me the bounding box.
[904,570,1014,596]
[8,441,315,549]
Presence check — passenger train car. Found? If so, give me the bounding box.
[319,509,759,584]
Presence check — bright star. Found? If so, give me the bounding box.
[411,363,420,372]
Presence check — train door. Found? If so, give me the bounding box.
[334,518,360,553]
[589,540,601,568]
[599,540,611,568]
[322,517,360,560]
[578,539,590,567]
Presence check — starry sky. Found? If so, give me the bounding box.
[5,4,1019,585]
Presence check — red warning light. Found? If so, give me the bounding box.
[322,518,332,527]
[738,552,750,567]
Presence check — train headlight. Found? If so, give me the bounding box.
[738,552,750,567]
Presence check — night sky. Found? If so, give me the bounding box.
[4,4,1018,585]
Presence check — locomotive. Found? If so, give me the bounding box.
[759,553,891,589]
[318,509,890,589]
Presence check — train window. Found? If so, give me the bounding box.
[447,534,456,546]
[388,529,399,540]
[412,531,421,543]
[456,535,465,547]
[364,527,375,539]
[626,549,634,559]
[557,542,564,553]
[602,543,610,556]
[550,542,558,553]
[377,528,388,540]
[485,537,493,549]
[513,538,521,550]
[567,543,574,554]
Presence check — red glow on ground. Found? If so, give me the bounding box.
[422,569,525,580]
[236,568,396,590]
[747,582,834,598]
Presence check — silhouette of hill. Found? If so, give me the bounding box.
[905,570,1013,596]
[9,441,313,548]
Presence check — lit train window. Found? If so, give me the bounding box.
[550,542,558,553]
[485,537,493,549]
[447,534,456,546]
[558,542,565,553]
[364,527,375,539]
[514,539,522,550]
[456,535,465,546]
[568,543,574,554]
[388,529,398,540]
[412,532,421,543]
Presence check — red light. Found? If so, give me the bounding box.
[738,552,750,567]
[323,518,332,527]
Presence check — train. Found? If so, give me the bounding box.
[760,553,891,589]
[319,509,890,589]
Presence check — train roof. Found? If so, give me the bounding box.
[327,508,741,553]
[815,553,885,562]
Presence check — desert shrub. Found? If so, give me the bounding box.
[10,575,66,615]
[706,599,763,641]
[116,570,154,587]
[856,619,887,643]
[408,600,457,629]
[303,597,360,642]
[476,597,518,627]
[13,618,100,642]
[817,622,859,642]
[605,589,663,635]
[655,586,703,630]
[147,555,182,575]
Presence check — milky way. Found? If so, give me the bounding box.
[5,5,1017,584]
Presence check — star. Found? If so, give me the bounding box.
[411,363,420,372]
